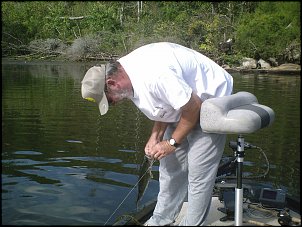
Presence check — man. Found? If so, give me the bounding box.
[81,42,233,225]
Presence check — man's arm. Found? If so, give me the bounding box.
[171,92,202,144]
[149,92,202,160]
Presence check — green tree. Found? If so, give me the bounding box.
[234,2,300,60]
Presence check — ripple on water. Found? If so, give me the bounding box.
[66,140,83,144]
[14,150,43,155]
[24,185,63,195]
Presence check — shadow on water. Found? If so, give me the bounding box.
[2,60,300,225]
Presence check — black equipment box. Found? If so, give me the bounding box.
[259,188,286,209]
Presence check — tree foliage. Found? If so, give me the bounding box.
[234,2,300,62]
[1,1,300,64]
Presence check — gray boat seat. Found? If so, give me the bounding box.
[200,91,275,134]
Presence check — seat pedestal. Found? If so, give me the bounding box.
[234,135,244,226]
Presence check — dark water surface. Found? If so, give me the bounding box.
[2,60,300,225]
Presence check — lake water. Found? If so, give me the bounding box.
[2,60,300,225]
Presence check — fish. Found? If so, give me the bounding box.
[136,155,155,208]
[104,155,155,225]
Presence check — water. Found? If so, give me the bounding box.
[2,60,300,225]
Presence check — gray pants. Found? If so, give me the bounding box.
[146,123,226,226]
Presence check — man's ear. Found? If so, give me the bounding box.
[107,78,121,89]
[107,78,116,86]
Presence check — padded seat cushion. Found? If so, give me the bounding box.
[200,91,275,134]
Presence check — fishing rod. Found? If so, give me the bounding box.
[104,156,156,225]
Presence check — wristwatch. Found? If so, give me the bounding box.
[169,138,180,148]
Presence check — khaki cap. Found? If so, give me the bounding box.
[81,66,109,115]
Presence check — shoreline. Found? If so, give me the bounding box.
[2,57,301,75]
[225,67,301,75]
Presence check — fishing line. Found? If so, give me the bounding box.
[104,157,156,225]
[216,146,270,181]
[134,108,142,174]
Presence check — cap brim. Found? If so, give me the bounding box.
[98,91,109,115]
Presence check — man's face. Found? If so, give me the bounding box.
[105,83,131,105]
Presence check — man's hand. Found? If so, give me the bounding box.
[145,121,168,158]
[148,140,176,160]
[144,137,159,156]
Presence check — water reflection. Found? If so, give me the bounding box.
[2,60,300,225]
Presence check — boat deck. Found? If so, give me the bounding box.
[173,197,301,226]
[113,195,300,226]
